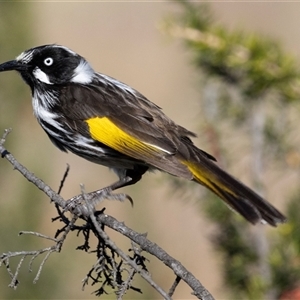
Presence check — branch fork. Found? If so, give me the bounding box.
[0,129,214,300]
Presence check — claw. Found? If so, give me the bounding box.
[94,189,134,206]
[104,192,134,207]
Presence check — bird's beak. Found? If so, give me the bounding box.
[0,60,28,72]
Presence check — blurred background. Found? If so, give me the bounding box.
[0,1,300,299]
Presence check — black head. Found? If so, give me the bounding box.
[0,44,95,92]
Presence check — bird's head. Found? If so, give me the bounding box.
[0,44,95,92]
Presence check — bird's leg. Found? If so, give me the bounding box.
[87,176,134,204]
[65,177,133,213]
[65,166,148,212]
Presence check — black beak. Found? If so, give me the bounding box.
[0,60,28,72]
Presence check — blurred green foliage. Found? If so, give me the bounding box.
[271,192,300,294]
[163,1,300,298]
[164,0,300,102]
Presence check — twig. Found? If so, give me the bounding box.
[116,263,136,300]
[52,164,72,225]
[1,247,53,288]
[58,164,70,195]
[80,185,172,300]
[33,250,52,283]
[19,231,58,242]
[0,128,12,157]
[0,214,78,288]
[169,276,182,297]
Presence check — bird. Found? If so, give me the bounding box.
[0,44,286,226]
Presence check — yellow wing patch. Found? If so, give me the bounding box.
[86,116,165,160]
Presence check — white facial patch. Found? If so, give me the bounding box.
[16,50,33,63]
[71,59,94,84]
[33,67,53,85]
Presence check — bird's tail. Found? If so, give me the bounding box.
[181,151,286,226]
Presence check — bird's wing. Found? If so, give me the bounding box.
[56,75,286,226]
[58,77,194,179]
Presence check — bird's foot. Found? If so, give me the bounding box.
[65,188,133,215]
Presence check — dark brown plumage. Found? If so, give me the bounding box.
[0,44,287,226]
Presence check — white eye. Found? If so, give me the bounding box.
[44,57,53,66]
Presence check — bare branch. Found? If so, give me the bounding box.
[0,129,215,300]
[94,213,213,300]
[0,213,77,287]
[80,186,172,299]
